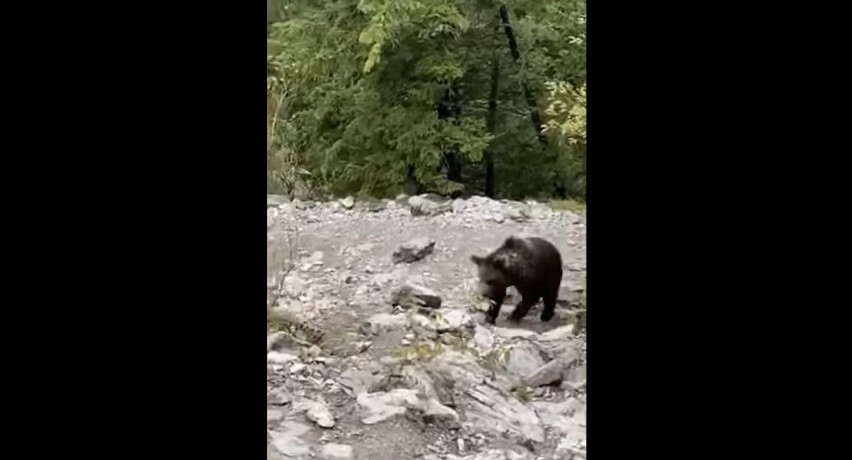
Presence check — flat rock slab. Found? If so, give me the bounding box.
[293,399,335,428]
[390,281,442,310]
[434,450,537,460]
[320,443,354,460]
[356,388,457,426]
[269,421,312,459]
[392,237,436,263]
[409,195,452,216]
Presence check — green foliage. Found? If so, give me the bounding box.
[481,345,514,369]
[550,198,586,213]
[544,81,586,145]
[267,0,586,199]
[393,341,446,363]
[511,386,533,403]
[266,308,292,332]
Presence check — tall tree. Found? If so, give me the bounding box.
[266,0,586,199]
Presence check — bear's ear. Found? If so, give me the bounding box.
[503,236,522,249]
[470,255,485,266]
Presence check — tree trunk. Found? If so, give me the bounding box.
[437,80,464,185]
[404,164,421,196]
[484,55,500,198]
[499,4,547,146]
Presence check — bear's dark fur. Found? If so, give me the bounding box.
[470,236,563,325]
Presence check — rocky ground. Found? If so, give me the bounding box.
[267,194,587,460]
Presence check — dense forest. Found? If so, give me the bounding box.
[267,0,586,201]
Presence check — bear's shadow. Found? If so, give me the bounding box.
[482,297,580,335]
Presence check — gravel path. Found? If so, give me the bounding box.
[267,195,586,460]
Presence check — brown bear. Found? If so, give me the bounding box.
[470,236,563,325]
